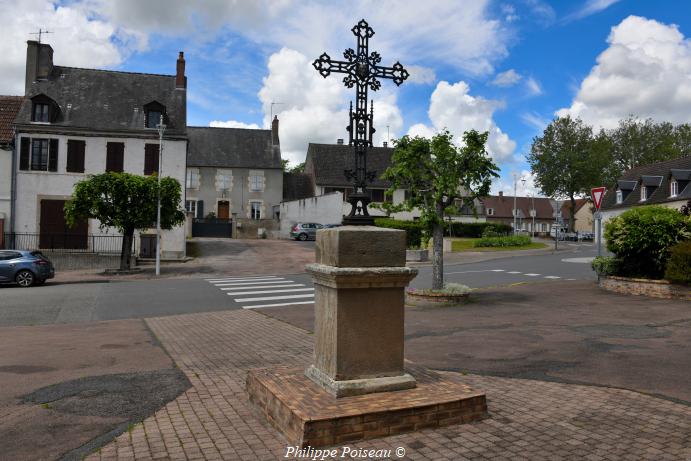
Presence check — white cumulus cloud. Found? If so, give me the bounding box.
[209,120,261,129]
[491,69,522,87]
[557,15,691,128]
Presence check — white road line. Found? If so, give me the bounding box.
[221,284,305,291]
[227,288,314,296]
[566,278,577,281]
[243,301,315,309]
[205,276,283,282]
[544,276,561,279]
[490,269,505,272]
[205,275,282,280]
[209,277,283,284]
[213,280,289,287]
[236,293,315,302]
[524,273,541,277]
[447,270,499,275]
[507,271,521,274]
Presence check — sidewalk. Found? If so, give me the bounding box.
[86,308,691,460]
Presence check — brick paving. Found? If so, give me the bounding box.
[86,309,691,460]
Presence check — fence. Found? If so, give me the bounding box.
[2,233,133,254]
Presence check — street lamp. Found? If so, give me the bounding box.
[156,122,166,276]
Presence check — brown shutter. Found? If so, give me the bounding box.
[144,143,159,176]
[20,137,30,170]
[66,140,85,173]
[48,139,59,172]
[106,142,124,173]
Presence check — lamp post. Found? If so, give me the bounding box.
[156,122,166,276]
[513,173,518,234]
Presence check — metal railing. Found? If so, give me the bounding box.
[2,232,133,254]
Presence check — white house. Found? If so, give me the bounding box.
[11,41,188,258]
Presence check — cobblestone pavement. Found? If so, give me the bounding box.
[86,309,691,461]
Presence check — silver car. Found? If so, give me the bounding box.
[290,223,324,241]
[0,250,55,287]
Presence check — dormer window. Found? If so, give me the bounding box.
[144,101,166,129]
[640,186,647,201]
[616,190,623,204]
[487,208,494,216]
[32,103,50,122]
[670,179,678,197]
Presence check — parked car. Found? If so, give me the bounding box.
[290,223,324,241]
[0,250,55,287]
[323,224,342,228]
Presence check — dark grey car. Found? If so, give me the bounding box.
[0,250,55,287]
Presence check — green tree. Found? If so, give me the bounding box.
[528,116,611,232]
[64,172,186,271]
[382,130,498,290]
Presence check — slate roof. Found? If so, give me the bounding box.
[304,143,394,189]
[601,156,691,210]
[187,127,282,169]
[480,195,555,220]
[283,172,314,201]
[15,67,186,135]
[0,96,23,145]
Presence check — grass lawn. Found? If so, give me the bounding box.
[450,238,548,252]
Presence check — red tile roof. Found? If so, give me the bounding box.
[0,96,23,144]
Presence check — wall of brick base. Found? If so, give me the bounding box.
[599,276,691,301]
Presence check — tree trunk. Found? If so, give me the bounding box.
[120,228,134,271]
[432,202,444,290]
[569,195,577,233]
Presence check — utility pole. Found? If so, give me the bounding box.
[156,122,166,276]
[513,173,518,234]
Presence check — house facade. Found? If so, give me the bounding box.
[600,156,691,224]
[560,199,594,233]
[12,41,188,258]
[0,96,23,243]
[185,117,283,238]
[480,192,556,236]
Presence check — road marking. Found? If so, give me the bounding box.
[507,271,521,274]
[212,280,290,287]
[544,276,561,279]
[524,273,541,277]
[236,293,315,302]
[566,278,577,281]
[226,288,314,296]
[242,301,315,309]
[205,275,283,281]
[208,277,283,284]
[561,257,595,263]
[447,270,499,275]
[221,284,305,291]
[490,269,505,272]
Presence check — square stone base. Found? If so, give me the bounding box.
[305,365,417,398]
[247,364,487,448]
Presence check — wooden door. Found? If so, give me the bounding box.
[217,201,230,219]
[40,200,88,249]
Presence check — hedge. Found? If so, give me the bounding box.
[664,240,691,284]
[445,222,512,238]
[474,235,531,248]
[373,218,424,248]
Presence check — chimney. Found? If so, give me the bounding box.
[176,51,186,89]
[271,115,280,145]
[25,40,54,95]
[383,141,388,148]
[498,191,503,197]
[337,138,344,145]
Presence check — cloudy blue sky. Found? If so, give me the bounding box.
[2,0,690,196]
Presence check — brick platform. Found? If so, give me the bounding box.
[247,365,487,447]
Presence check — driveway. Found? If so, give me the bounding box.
[260,280,691,405]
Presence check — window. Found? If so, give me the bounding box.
[616,190,623,204]
[671,179,678,197]
[186,168,200,189]
[144,101,166,129]
[370,189,385,202]
[31,139,49,170]
[249,172,265,192]
[20,138,58,172]
[487,208,494,216]
[250,201,262,220]
[32,103,50,122]
[215,170,232,191]
[144,144,159,176]
[106,142,124,172]
[640,186,647,201]
[66,140,85,173]
[185,200,197,217]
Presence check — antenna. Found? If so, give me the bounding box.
[270,102,285,127]
[30,28,53,44]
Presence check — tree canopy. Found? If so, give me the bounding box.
[383,130,499,289]
[65,172,186,270]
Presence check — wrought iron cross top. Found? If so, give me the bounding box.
[313,19,408,225]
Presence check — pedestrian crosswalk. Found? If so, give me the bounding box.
[205,275,314,309]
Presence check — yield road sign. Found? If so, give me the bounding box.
[591,187,606,211]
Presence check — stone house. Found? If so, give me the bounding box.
[0,96,23,244]
[185,117,283,238]
[479,192,556,236]
[600,156,691,224]
[560,199,594,233]
[12,40,188,259]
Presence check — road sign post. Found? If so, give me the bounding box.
[591,187,606,258]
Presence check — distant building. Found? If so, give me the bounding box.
[479,192,556,235]
[0,95,23,243]
[600,156,691,224]
[12,41,188,258]
[185,118,283,238]
[560,199,593,233]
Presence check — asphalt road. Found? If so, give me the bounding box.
[0,242,598,327]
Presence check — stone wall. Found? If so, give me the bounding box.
[234,218,279,239]
[279,193,344,239]
[44,251,122,271]
[599,276,691,301]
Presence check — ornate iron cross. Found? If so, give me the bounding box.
[313,19,408,225]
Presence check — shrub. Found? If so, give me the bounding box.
[591,256,621,276]
[604,206,691,278]
[474,235,531,248]
[445,222,511,238]
[374,218,424,248]
[664,240,691,284]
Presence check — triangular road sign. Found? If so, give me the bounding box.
[591,186,606,210]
